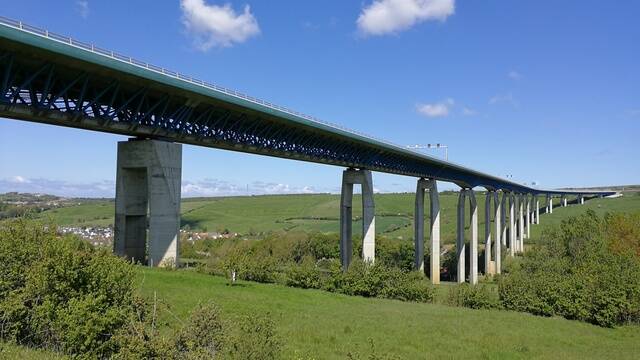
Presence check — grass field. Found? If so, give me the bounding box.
[34,192,640,245]
[136,268,640,359]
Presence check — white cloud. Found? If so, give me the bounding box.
[9,176,31,184]
[357,0,455,36]
[508,70,522,80]
[461,107,477,116]
[0,177,114,198]
[76,0,89,19]
[181,179,320,197]
[416,98,454,118]
[180,0,260,50]
[0,176,325,198]
[489,92,517,107]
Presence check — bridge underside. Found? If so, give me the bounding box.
[0,34,548,192]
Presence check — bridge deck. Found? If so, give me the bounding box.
[0,17,614,196]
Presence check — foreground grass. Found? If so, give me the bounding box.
[0,342,66,359]
[137,267,640,359]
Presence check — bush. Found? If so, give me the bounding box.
[331,260,434,303]
[283,257,324,289]
[447,284,500,310]
[498,211,640,327]
[0,219,140,358]
[0,220,283,358]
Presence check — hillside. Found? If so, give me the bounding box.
[32,191,640,245]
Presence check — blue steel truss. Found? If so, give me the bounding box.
[0,19,615,197]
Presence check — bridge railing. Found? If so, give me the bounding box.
[0,16,411,153]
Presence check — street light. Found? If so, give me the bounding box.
[406,143,449,161]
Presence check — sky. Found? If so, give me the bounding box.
[0,0,638,197]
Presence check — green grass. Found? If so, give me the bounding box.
[33,192,640,246]
[137,267,640,359]
[0,342,66,359]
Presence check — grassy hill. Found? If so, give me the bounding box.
[136,267,640,359]
[34,192,640,245]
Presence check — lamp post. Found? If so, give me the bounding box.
[406,144,449,161]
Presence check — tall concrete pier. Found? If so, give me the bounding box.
[414,178,440,284]
[340,168,375,270]
[114,139,182,267]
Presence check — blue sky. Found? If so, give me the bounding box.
[0,0,638,197]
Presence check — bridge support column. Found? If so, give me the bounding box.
[501,192,508,247]
[494,192,502,274]
[549,195,554,214]
[114,139,182,267]
[340,168,375,270]
[509,193,515,257]
[535,197,540,224]
[484,191,495,276]
[456,189,478,284]
[414,178,440,283]
[562,195,567,207]
[525,194,531,240]
[520,194,525,252]
[579,195,584,205]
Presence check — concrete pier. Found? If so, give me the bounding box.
[562,195,567,207]
[519,194,525,253]
[340,168,375,270]
[525,194,531,239]
[494,191,502,274]
[579,195,585,205]
[114,139,182,267]
[484,192,493,276]
[456,189,478,284]
[535,198,540,224]
[469,190,478,285]
[548,195,554,214]
[509,193,515,256]
[501,192,508,247]
[414,178,440,284]
[456,190,466,283]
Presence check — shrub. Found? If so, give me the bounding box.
[224,314,281,360]
[0,219,140,358]
[283,257,324,289]
[331,260,434,303]
[447,284,500,310]
[498,211,640,327]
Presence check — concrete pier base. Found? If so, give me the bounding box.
[414,178,440,284]
[114,139,182,267]
[340,168,375,270]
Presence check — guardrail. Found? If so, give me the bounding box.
[0,16,406,151]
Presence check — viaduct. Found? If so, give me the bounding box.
[0,18,616,284]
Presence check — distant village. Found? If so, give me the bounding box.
[57,226,238,247]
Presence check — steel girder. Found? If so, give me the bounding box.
[0,47,617,197]
[0,49,487,188]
